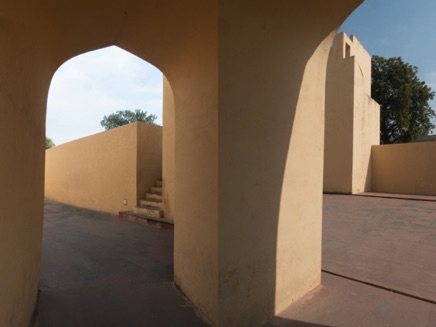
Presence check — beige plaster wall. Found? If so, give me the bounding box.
[218,2,363,326]
[45,122,162,214]
[352,82,380,193]
[324,34,355,193]
[0,89,46,327]
[324,33,380,194]
[372,142,436,195]
[0,3,55,323]
[162,76,175,219]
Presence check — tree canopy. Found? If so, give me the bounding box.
[100,109,158,130]
[45,137,55,149]
[371,55,435,144]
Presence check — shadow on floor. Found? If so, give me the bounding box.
[38,200,210,327]
[264,317,330,327]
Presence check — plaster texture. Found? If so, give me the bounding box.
[1,1,218,324]
[45,122,162,214]
[218,3,363,325]
[162,76,175,219]
[324,33,380,194]
[0,1,363,326]
[372,142,436,196]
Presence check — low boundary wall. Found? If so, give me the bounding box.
[372,142,436,196]
[45,122,162,214]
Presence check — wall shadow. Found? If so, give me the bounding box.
[219,1,363,326]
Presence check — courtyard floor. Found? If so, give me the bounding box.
[265,194,436,326]
[38,195,436,326]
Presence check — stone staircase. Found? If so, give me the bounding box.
[134,180,163,218]
[119,179,173,229]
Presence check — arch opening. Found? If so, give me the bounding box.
[40,46,187,324]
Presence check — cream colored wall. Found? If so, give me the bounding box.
[218,2,362,326]
[324,33,380,194]
[350,34,380,193]
[352,85,380,193]
[162,76,175,219]
[0,88,46,327]
[117,3,219,322]
[372,142,436,195]
[0,3,54,323]
[324,33,355,193]
[45,122,161,214]
[0,1,362,326]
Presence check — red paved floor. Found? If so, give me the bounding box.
[38,201,210,327]
[266,194,436,326]
[38,195,436,326]
[323,194,436,302]
[266,273,436,327]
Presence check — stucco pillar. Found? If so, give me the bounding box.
[162,76,175,220]
[0,27,52,326]
[118,3,219,322]
[218,1,363,326]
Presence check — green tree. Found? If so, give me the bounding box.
[372,55,435,144]
[100,109,157,130]
[45,137,55,149]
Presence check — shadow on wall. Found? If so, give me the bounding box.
[218,2,361,326]
[364,150,373,192]
[0,1,363,326]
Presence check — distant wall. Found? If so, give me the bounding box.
[372,142,436,196]
[324,33,354,193]
[324,33,380,194]
[45,122,162,214]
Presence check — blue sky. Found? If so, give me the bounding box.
[340,0,436,104]
[47,0,436,145]
[340,0,436,134]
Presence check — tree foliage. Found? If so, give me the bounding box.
[100,109,158,130]
[372,55,435,144]
[45,137,55,149]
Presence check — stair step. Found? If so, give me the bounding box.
[133,205,163,218]
[146,193,162,201]
[151,186,162,194]
[156,180,163,187]
[119,211,173,230]
[140,199,162,208]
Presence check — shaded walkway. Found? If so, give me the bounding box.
[39,201,209,327]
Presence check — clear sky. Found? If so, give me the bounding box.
[47,0,436,145]
[340,0,436,109]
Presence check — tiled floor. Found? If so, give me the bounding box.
[39,201,210,327]
[266,194,436,326]
[38,195,436,326]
